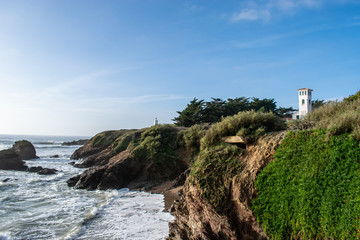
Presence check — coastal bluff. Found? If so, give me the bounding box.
[67,126,191,191]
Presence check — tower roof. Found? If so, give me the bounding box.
[297,88,313,92]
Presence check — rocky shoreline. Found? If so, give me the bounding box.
[0,140,57,175]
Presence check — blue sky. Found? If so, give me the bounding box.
[0,0,360,136]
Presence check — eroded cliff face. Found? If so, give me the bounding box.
[168,131,287,240]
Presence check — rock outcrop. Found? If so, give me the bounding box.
[62,139,89,146]
[0,140,57,175]
[168,131,287,240]
[68,126,190,191]
[12,140,39,160]
[0,149,27,170]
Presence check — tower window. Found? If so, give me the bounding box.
[305,91,307,95]
[302,99,305,105]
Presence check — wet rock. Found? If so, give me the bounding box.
[37,168,57,175]
[28,166,57,175]
[50,155,60,158]
[0,149,27,170]
[12,140,39,160]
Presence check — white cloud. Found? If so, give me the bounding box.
[231,9,271,22]
[231,0,323,23]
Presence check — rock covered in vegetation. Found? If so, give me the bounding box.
[168,131,287,240]
[71,130,140,167]
[68,125,192,190]
[62,139,89,146]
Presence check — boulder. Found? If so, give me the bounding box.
[12,140,39,160]
[0,149,27,170]
[0,140,57,175]
[28,166,57,175]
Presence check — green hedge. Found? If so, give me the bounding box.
[252,130,360,239]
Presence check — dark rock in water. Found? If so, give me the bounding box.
[62,139,89,146]
[0,149,27,170]
[67,175,81,187]
[50,155,60,158]
[28,166,57,175]
[68,161,75,166]
[37,168,57,175]
[0,140,41,171]
[12,140,39,160]
[3,178,10,182]
[28,166,44,172]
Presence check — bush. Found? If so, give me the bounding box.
[190,144,242,213]
[133,124,179,164]
[178,124,208,155]
[305,98,360,140]
[252,130,360,239]
[201,110,286,148]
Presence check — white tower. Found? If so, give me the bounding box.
[297,88,313,118]
[154,117,159,126]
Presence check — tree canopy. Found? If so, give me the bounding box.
[173,97,296,127]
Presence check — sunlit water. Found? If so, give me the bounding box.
[0,135,173,240]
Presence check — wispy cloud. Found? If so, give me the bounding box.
[231,9,271,22]
[231,0,323,23]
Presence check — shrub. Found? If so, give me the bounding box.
[133,124,179,164]
[305,98,360,140]
[178,124,208,155]
[201,110,286,148]
[252,130,360,239]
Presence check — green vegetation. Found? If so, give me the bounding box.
[201,110,286,148]
[111,130,139,154]
[173,97,296,127]
[305,97,360,140]
[344,90,360,102]
[188,111,285,213]
[92,130,129,148]
[177,124,208,155]
[133,124,179,165]
[190,144,242,213]
[252,130,360,239]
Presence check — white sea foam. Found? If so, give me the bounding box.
[0,135,173,239]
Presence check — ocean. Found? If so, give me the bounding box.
[0,135,173,240]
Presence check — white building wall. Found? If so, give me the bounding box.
[297,88,313,118]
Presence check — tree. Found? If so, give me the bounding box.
[276,107,297,118]
[311,99,325,110]
[172,98,205,127]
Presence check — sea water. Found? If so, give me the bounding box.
[0,135,173,240]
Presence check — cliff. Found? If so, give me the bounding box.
[168,131,287,240]
[68,125,194,191]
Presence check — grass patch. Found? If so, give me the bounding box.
[190,144,242,213]
[92,130,130,148]
[111,130,140,154]
[252,130,360,240]
[201,110,286,148]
